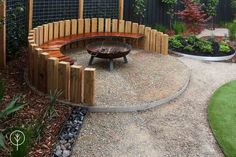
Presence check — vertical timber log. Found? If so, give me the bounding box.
[28,0,33,31]
[84,68,95,105]
[58,62,70,100]
[79,0,84,19]
[156,32,163,53]
[144,27,151,51]
[161,34,169,55]
[38,53,49,92]
[70,65,83,103]
[47,57,59,94]
[119,0,124,20]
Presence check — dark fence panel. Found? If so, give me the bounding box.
[124,0,233,27]
[83,0,119,19]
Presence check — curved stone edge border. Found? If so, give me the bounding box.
[170,50,236,62]
[24,67,191,113]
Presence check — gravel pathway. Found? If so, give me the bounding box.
[72,57,236,157]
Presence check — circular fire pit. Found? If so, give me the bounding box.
[86,41,132,71]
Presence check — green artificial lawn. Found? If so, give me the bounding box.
[208,80,236,157]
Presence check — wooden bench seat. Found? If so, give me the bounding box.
[39,32,144,65]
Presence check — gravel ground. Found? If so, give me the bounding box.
[67,49,189,108]
[72,56,236,157]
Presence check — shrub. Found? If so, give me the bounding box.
[176,0,211,33]
[133,0,147,24]
[226,22,236,40]
[172,21,186,35]
[154,24,167,33]
[169,37,184,49]
[184,45,194,52]
[195,40,213,53]
[219,42,231,53]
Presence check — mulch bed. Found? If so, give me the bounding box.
[0,49,72,157]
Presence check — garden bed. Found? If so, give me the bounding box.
[0,51,72,157]
[169,35,236,61]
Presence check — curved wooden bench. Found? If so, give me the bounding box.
[27,18,169,105]
[39,32,144,65]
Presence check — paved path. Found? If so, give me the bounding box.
[72,57,236,157]
[197,28,229,38]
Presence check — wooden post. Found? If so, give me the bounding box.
[43,24,49,43]
[70,65,83,103]
[28,0,33,31]
[156,32,163,53]
[48,23,53,41]
[28,44,35,83]
[98,18,104,32]
[125,21,132,33]
[138,25,145,49]
[33,48,42,87]
[150,29,157,52]
[91,18,98,33]
[38,53,49,92]
[84,18,91,33]
[53,22,59,39]
[47,57,59,94]
[119,0,124,20]
[84,68,95,105]
[0,0,6,68]
[112,19,118,33]
[58,62,70,100]
[144,27,151,51]
[65,20,71,36]
[118,20,125,33]
[78,19,84,34]
[71,19,78,35]
[59,21,65,38]
[38,26,44,45]
[105,18,111,33]
[161,34,169,55]
[79,0,84,19]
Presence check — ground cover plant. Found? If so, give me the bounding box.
[0,54,71,157]
[208,80,236,157]
[169,35,235,56]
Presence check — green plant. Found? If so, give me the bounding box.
[7,2,27,57]
[184,45,194,52]
[195,39,213,53]
[133,0,147,24]
[172,21,186,35]
[169,37,184,49]
[219,42,231,53]
[226,22,236,40]
[187,35,199,44]
[154,24,167,33]
[0,80,25,149]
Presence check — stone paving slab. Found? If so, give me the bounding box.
[72,57,236,157]
[197,28,229,38]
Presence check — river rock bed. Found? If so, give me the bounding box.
[52,107,87,157]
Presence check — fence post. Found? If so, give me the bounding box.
[84,68,95,105]
[28,0,33,31]
[70,65,83,103]
[79,0,84,19]
[0,0,6,68]
[119,0,124,20]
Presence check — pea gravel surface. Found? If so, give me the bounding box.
[71,56,236,157]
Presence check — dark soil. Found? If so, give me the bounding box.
[0,49,72,157]
[171,41,235,57]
